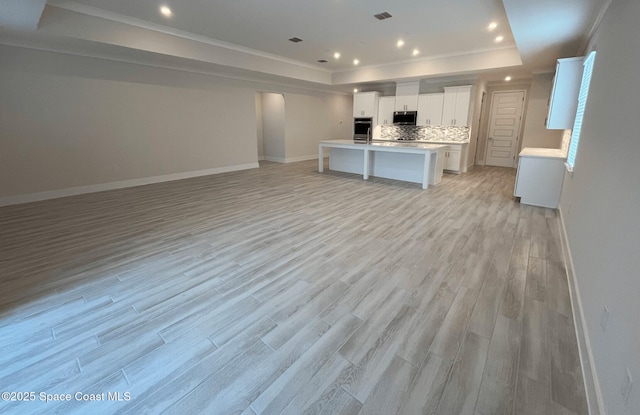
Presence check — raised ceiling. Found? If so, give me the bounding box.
[0,0,609,91]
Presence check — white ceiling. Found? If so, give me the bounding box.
[0,0,609,91]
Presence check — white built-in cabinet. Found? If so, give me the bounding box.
[442,85,472,126]
[514,148,566,208]
[439,142,468,174]
[444,148,462,171]
[394,81,420,111]
[377,96,396,125]
[417,93,444,126]
[353,91,379,118]
[546,57,584,129]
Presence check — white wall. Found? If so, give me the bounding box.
[0,45,258,201]
[255,94,264,159]
[0,45,353,203]
[521,73,564,149]
[284,93,352,161]
[559,0,640,413]
[261,93,286,162]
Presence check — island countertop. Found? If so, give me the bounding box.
[319,139,450,151]
[318,140,450,189]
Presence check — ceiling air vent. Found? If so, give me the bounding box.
[374,12,392,20]
[288,37,303,43]
[317,59,328,63]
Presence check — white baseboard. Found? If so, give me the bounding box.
[558,208,605,415]
[285,154,319,163]
[262,156,287,163]
[263,154,318,163]
[0,162,259,207]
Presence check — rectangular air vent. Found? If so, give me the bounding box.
[288,37,303,43]
[374,12,392,20]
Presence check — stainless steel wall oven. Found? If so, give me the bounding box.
[353,117,373,141]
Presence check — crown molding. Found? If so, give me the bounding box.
[48,0,330,74]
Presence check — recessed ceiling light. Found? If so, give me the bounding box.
[353,59,359,66]
[412,49,420,56]
[353,88,359,93]
[334,52,340,59]
[288,37,303,43]
[488,22,497,31]
[505,76,512,81]
[160,5,173,17]
[397,40,405,48]
[317,59,328,63]
[495,35,504,43]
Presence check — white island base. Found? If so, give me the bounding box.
[318,140,448,189]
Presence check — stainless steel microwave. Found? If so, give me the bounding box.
[393,111,417,125]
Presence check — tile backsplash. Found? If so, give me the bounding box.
[381,125,470,142]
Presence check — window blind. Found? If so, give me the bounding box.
[566,51,597,170]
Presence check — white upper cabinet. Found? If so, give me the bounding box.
[377,96,396,125]
[417,93,444,126]
[442,85,472,126]
[546,57,584,129]
[353,91,379,118]
[394,81,420,111]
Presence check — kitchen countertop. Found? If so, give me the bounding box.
[519,147,567,159]
[320,139,449,151]
[318,140,449,189]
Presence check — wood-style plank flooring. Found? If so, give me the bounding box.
[0,160,588,414]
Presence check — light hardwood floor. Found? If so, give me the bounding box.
[0,160,587,414]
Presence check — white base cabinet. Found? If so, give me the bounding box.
[514,147,566,208]
[428,142,468,174]
[444,149,461,172]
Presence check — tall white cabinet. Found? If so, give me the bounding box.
[417,93,444,126]
[442,85,472,126]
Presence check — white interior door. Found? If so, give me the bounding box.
[485,91,525,167]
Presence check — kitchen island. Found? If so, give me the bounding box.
[318,139,449,189]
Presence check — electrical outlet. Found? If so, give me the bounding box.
[112,164,120,173]
[600,306,609,332]
[621,368,633,407]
